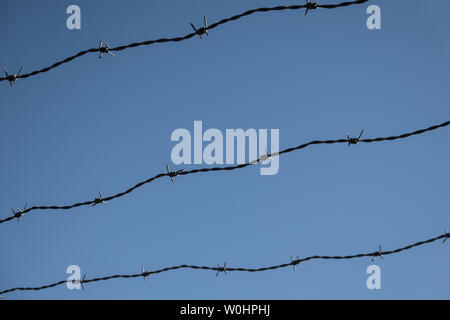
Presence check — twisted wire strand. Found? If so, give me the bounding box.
[1,231,448,296]
[1,119,449,225]
[0,0,370,84]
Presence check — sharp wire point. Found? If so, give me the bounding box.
[99,40,103,59]
[204,16,209,36]
[267,148,273,161]
[189,23,201,39]
[166,164,173,182]
[11,209,20,223]
[358,129,365,140]
[142,266,145,282]
[77,274,86,291]
[443,230,448,244]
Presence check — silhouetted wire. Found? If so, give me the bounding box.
[1,119,449,225]
[1,231,448,296]
[0,0,371,84]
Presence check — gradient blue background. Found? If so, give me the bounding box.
[1,0,449,299]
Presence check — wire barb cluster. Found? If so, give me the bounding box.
[290,255,301,270]
[0,0,371,84]
[190,16,209,39]
[216,262,227,277]
[166,164,184,183]
[1,119,449,225]
[305,0,319,16]
[371,245,384,262]
[98,41,115,59]
[92,192,108,206]
[141,266,151,282]
[3,66,23,86]
[11,203,27,223]
[347,129,364,146]
[1,231,448,296]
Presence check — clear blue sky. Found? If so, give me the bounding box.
[1,0,449,299]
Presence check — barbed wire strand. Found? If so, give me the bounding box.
[0,0,371,84]
[1,231,448,296]
[1,119,449,225]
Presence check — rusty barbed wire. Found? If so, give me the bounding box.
[1,119,449,226]
[0,0,371,85]
[1,230,448,296]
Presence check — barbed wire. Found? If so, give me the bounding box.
[1,230,448,296]
[2,0,448,300]
[2,119,449,226]
[0,0,371,85]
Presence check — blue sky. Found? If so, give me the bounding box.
[0,0,449,299]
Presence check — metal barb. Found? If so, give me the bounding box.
[99,41,115,59]
[259,148,273,166]
[290,255,300,271]
[305,0,319,16]
[76,274,86,291]
[216,261,227,277]
[4,66,23,86]
[443,230,448,244]
[11,203,27,223]
[372,245,384,262]
[92,192,108,206]
[204,16,209,37]
[166,164,184,183]
[141,266,151,282]
[347,129,364,146]
[190,16,209,39]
